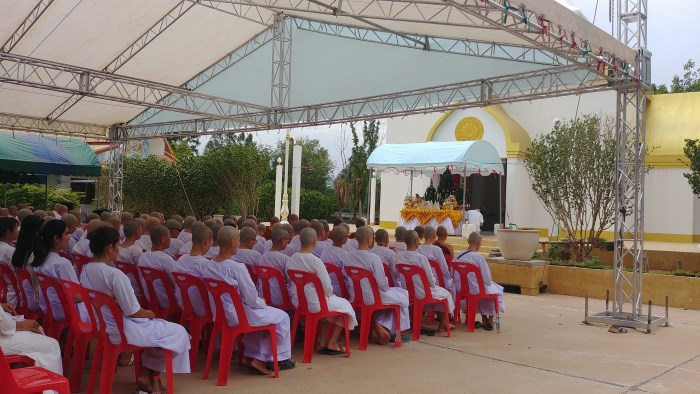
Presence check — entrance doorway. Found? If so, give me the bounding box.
[463,159,506,232]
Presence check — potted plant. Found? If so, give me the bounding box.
[496,228,540,260]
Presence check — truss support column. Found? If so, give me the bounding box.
[270,13,292,125]
[107,126,126,214]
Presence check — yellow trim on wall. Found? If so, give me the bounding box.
[645,154,689,169]
[557,229,700,244]
[425,110,454,142]
[378,221,398,229]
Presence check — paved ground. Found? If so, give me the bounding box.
[98,293,700,394]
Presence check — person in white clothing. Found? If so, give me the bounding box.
[117,219,144,265]
[173,225,212,318]
[466,209,484,231]
[0,302,63,375]
[287,228,358,355]
[370,229,401,287]
[417,226,454,292]
[176,216,196,243]
[310,221,329,258]
[344,218,365,252]
[453,232,504,331]
[135,217,160,251]
[202,223,222,259]
[255,223,267,245]
[32,219,90,323]
[72,219,106,257]
[284,220,308,257]
[204,226,295,374]
[0,217,19,307]
[396,230,455,333]
[259,228,292,308]
[62,213,81,252]
[232,227,262,268]
[388,226,408,252]
[81,226,190,393]
[346,226,411,344]
[319,226,349,298]
[138,225,181,310]
[164,219,185,259]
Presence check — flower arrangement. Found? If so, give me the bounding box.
[403,195,415,208]
[442,195,457,210]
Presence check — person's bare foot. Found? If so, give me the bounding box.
[243,357,272,375]
[325,342,346,353]
[136,374,153,393]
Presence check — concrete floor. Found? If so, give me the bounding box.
[99,293,700,394]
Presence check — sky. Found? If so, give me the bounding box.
[202,0,697,175]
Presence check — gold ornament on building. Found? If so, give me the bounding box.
[454,116,484,141]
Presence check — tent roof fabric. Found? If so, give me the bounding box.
[367,141,504,175]
[0,132,101,176]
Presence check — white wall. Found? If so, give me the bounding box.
[430,107,507,157]
[505,158,553,232]
[386,113,441,143]
[644,168,697,236]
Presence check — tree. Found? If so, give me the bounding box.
[670,59,700,93]
[167,136,200,152]
[683,138,700,197]
[170,140,196,160]
[271,137,334,192]
[0,183,83,210]
[523,114,617,260]
[205,132,254,152]
[341,120,380,218]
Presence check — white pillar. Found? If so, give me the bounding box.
[274,157,283,218]
[291,141,302,216]
[369,172,377,225]
[280,132,291,223]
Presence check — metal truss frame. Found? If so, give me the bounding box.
[107,126,126,213]
[0,112,107,139]
[0,52,268,125]
[46,0,196,122]
[271,14,292,124]
[1,0,55,53]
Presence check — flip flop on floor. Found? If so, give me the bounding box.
[318,345,346,355]
[389,333,412,343]
[419,328,436,336]
[474,321,484,329]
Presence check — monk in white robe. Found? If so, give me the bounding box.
[453,232,504,331]
[173,225,212,318]
[319,226,349,297]
[388,226,408,252]
[176,216,196,243]
[346,226,410,343]
[135,217,160,251]
[284,220,308,257]
[417,226,454,292]
[61,214,80,254]
[287,228,358,355]
[117,219,144,265]
[179,241,193,255]
[232,227,262,267]
[310,221,329,258]
[396,230,455,332]
[0,217,19,307]
[164,219,185,259]
[370,228,401,286]
[0,303,62,374]
[80,227,190,393]
[204,226,295,374]
[138,225,181,309]
[33,220,90,323]
[259,228,292,307]
[72,218,106,257]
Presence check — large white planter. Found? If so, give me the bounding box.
[497,229,540,260]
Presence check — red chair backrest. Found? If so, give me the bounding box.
[72,253,91,275]
[382,264,395,287]
[114,261,146,302]
[287,269,333,314]
[323,262,349,299]
[138,266,179,310]
[0,346,26,391]
[16,269,36,313]
[395,263,432,302]
[389,246,396,252]
[245,264,258,285]
[444,254,453,266]
[59,250,74,263]
[36,273,72,327]
[253,265,293,308]
[450,261,487,295]
[59,279,95,333]
[0,274,5,303]
[175,253,182,261]
[172,272,213,321]
[0,264,19,304]
[84,288,129,345]
[428,259,446,288]
[343,265,382,309]
[202,278,251,329]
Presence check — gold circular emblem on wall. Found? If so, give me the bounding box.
[455,116,484,141]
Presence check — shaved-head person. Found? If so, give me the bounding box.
[259,227,293,307]
[320,225,349,297]
[346,226,411,344]
[100,211,112,221]
[119,211,133,239]
[310,220,329,258]
[204,223,223,259]
[284,219,309,257]
[389,226,408,252]
[232,226,262,268]
[136,217,161,251]
[370,228,400,285]
[203,226,295,374]
[118,219,144,265]
[62,213,80,251]
[416,226,453,291]
[287,227,358,355]
[0,208,9,217]
[395,230,455,333]
[163,219,184,259]
[138,224,180,311]
[72,219,107,257]
[178,216,196,243]
[173,225,213,318]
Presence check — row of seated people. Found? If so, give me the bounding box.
[0,213,503,393]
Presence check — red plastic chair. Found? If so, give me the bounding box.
[288,270,351,363]
[0,264,20,307]
[202,278,279,386]
[323,262,349,299]
[114,261,147,308]
[71,253,91,276]
[427,259,447,324]
[15,269,42,321]
[444,253,453,267]
[5,354,35,367]
[389,246,396,252]
[450,261,500,332]
[0,277,5,303]
[344,266,401,350]
[84,289,174,394]
[175,253,183,261]
[395,264,451,340]
[138,266,181,321]
[253,265,294,311]
[59,279,97,393]
[172,272,213,372]
[245,264,258,285]
[382,263,395,287]
[59,250,74,263]
[35,273,71,340]
[0,346,70,394]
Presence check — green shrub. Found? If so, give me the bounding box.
[1,183,83,209]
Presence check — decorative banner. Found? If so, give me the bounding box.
[400,208,463,228]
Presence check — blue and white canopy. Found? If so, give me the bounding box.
[367,141,504,175]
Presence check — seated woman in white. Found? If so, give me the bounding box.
[204,226,295,374]
[0,302,62,375]
[80,226,191,393]
[287,228,358,355]
[0,217,19,307]
[32,219,90,323]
